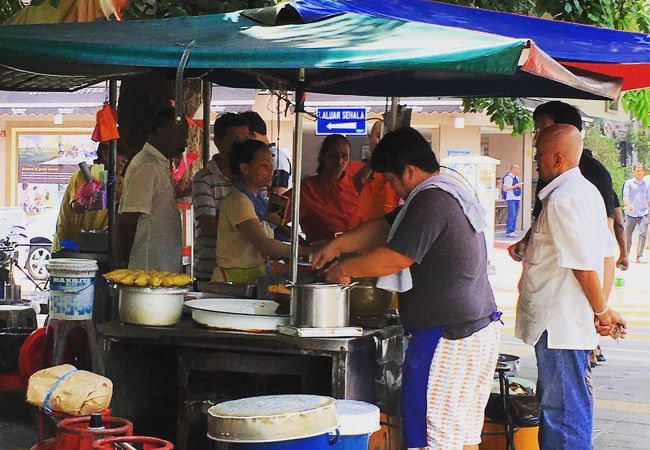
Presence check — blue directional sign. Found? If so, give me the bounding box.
[316,108,367,136]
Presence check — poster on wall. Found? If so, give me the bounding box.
[16,132,96,215]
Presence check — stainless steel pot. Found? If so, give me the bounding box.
[290,282,357,328]
[117,285,188,326]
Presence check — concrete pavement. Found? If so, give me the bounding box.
[492,232,650,449]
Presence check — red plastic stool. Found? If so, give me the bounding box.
[93,436,174,449]
[42,318,103,373]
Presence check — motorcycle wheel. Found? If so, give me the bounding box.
[26,245,51,281]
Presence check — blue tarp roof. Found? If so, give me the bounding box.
[291,0,650,90]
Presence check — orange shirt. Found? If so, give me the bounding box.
[357,171,401,223]
[287,171,361,243]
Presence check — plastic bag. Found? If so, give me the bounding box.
[485,393,540,427]
[26,364,112,415]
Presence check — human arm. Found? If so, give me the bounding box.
[117,212,140,267]
[312,217,390,269]
[237,219,309,260]
[196,215,218,239]
[352,163,373,193]
[325,247,413,285]
[508,227,532,262]
[623,180,634,211]
[612,209,628,270]
[572,268,626,338]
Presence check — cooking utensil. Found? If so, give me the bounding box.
[185,298,289,333]
[117,285,187,326]
[289,282,357,328]
[348,280,393,328]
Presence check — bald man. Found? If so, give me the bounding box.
[515,125,626,450]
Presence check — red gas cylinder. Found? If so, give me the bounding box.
[93,436,174,450]
[55,413,133,450]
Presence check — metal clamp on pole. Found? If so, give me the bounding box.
[175,39,197,122]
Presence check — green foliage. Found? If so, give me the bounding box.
[630,128,650,168]
[462,97,534,135]
[121,0,275,19]
[439,0,535,14]
[0,0,24,23]
[622,90,650,128]
[584,125,626,200]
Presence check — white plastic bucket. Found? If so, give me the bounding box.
[330,400,380,450]
[48,259,98,320]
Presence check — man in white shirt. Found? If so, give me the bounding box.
[502,163,523,237]
[118,108,189,272]
[515,125,626,450]
[623,164,650,263]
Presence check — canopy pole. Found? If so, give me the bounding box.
[174,39,197,122]
[201,80,212,166]
[108,79,118,270]
[389,97,399,131]
[290,68,306,291]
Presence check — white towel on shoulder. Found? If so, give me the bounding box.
[376,174,487,293]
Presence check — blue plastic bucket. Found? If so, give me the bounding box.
[48,259,98,320]
[331,400,380,450]
[228,432,338,449]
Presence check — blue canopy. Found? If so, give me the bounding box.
[292,0,650,90]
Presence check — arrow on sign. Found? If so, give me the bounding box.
[326,122,357,130]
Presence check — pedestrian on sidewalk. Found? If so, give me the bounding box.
[514,124,626,450]
[623,164,650,264]
[502,163,523,237]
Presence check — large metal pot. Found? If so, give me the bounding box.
[290,282,357,328]
[117,285,187,326]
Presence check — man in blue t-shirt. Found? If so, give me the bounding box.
[502,163,523,237]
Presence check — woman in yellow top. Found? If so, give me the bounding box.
[212,140,309,284]
[52,142,127,252]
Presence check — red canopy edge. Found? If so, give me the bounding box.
[521,43,623,100]
[560,62,650,91]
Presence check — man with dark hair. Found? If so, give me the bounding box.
[239,111,292,194]
[191,113,250,281]
[314,127,500,450]
[118,109,188,271]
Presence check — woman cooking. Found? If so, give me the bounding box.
[286,134,363,244]
[212,139,309,284]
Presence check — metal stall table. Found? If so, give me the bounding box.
[98,321,403,449]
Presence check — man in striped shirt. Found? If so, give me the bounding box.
[192,113,250,281]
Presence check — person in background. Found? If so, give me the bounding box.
[514,124,626,450]
[314,127,500,450]
[502,163,523,237]
[354,119,400,223]
[52,142,128,252]
[213,140,309,283]
[623,164,650,264]
[118,108,189,272]
[192,113,250,281]
[239,111,292,195]
[285,134,362,244]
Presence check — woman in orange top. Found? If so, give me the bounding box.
[286,134,362,243]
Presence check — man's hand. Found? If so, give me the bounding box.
[324,261,351,285]
[313,242,341,270]
[508,238,527,262]
[617,254,629,271]
[594,307,627,340]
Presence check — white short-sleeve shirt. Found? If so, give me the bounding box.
[118,143,182,272]
[515,167,614,350]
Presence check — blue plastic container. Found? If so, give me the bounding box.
[330,400,380,450]
[229,432,337,450]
